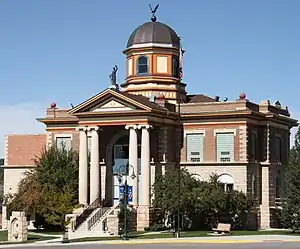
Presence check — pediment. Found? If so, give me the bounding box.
[91,99,135,112]
[69,89,152,115]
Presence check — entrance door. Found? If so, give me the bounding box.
[112,135,141,205]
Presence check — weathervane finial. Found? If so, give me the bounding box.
[149,4,159,22]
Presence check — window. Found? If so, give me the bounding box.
[136,56,148,75]
[275,135,282,163]
[216,132,234,162]
[56,136,71,150]
[251,133,257,161]
[186,133,204,162]
[172,56,179,78]
[218,174,234,192]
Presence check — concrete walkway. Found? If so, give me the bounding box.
[0,234,298,248]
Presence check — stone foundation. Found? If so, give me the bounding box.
[137,206,150,231]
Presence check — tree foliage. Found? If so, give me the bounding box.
[4,146,79,230]
[152,168,254,230]
[281,127,300,231]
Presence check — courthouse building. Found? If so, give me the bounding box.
[2,12,298,232]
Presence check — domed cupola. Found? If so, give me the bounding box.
[121,6,187,103]
[126,22,180,49]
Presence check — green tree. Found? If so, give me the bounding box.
[4,146,79,230]
[152,169,254,230]
[281,127,300,231]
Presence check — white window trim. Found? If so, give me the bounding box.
[184,129,205,137]
[214,129,236,136]
[54,134,73,149]
[54,134,73,140]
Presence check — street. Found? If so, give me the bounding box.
[2,242,299,249]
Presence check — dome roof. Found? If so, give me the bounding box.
[126,21,180,48]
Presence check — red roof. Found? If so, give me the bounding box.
[6,134,46,166]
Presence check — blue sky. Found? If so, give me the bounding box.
[0,0,299,157]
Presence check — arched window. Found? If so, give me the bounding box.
[172,56,179,78]
[218,174,234,192]
[136,56,148,75]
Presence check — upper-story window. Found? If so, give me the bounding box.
[186,133,204,162]
[216,132,235,162]
[136,56,148,75]
[275,135,282,163]
[172,55,179,78]
[56,136,71,151]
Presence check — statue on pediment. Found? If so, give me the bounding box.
[109,65,118,86]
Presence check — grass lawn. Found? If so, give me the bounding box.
[70,230,300,243]
[0,230,55,244]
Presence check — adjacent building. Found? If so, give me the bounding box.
[2,13,298,231]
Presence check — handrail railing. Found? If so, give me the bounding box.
[74,198,101,230]
[87,207,110,230]
[88,202,120,231]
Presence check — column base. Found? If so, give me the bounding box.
[137,206,150,231]
[260,205,270,229]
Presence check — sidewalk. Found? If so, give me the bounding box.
[1,235,300,248]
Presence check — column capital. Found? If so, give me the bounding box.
[76,126,87,132]
[125,124,138,130]
[87,126,102,132]
[137,124,153,130]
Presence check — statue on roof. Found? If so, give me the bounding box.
[149,4,159,22]
[109,65,118,86]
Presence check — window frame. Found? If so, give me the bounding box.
[172,55,179,78]
[186,132,205,163]
[55,134,72,151]
[215,131,235,162]
[136,55,149,76]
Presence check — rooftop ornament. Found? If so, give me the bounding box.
[50,102,56,109]
[149,4,159,22]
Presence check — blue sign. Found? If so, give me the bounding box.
[119,185,133,203]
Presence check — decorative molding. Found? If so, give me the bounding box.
[87,126,101,131]
[184,129,206,137]
[183,121,246,126]
[137,124,153,129]
[54,133,73,140]
[213,128,237,136]
[127,43,175,49]
[238,126,247,162]
[125,124,138,130]
[46,132,53,148]
[76,127,88,132]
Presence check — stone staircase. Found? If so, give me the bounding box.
[67,200,121,239]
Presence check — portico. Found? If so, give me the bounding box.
[76,123,152,211]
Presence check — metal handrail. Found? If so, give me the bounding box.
[87,207,110,230]
[74,198,101,230]
[88,202,121,231]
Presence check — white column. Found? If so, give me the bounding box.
[125,124,138,206]
[78,127,88,206]
[89,127,100,204]
[139,124,151,206]
[137,124,152,231]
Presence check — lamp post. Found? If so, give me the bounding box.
[116,162,136,240]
